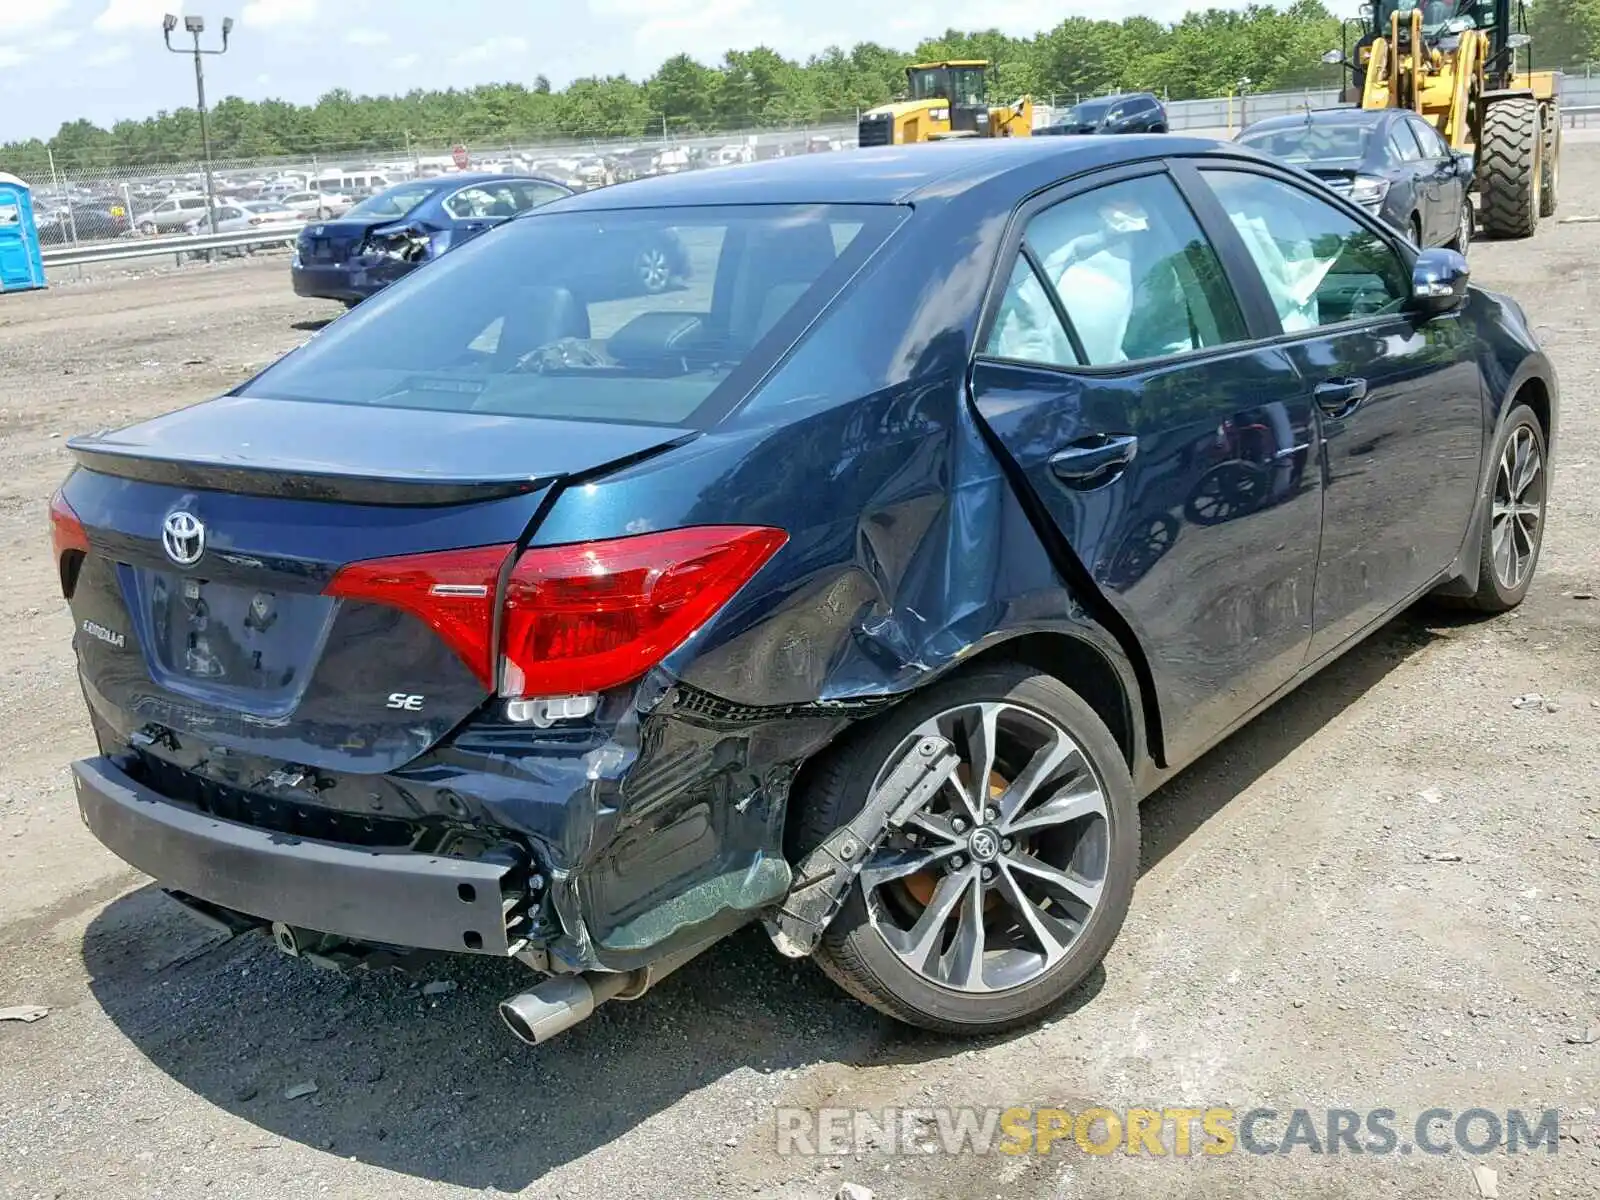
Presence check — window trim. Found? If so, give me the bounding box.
[972,160,1256,378]
[1171,157,1419,345]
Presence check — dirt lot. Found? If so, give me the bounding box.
[1,155,1598,1200]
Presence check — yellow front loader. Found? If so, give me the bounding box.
[857,61,1033,147]
[1334,0,1559,237]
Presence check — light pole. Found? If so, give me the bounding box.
[162,13,233,236]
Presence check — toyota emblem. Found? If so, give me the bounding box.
[162,511,206,567]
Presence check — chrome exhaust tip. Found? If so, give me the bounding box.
[499,937,719,1045]
[498,975,600,1046]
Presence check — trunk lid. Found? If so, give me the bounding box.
[296,217,384,265]
[64,394,690,773]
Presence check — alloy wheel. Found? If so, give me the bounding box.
[1491,424,1544,591]
[637,246,671,292]
[860,701,1110,994]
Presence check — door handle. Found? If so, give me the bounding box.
[1314,377,1368,417]
[1049,433,1138,487]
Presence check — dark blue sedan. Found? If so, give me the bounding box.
[53,136,1555,1041]
[291,173,692,307]
[1237,108,1477,252]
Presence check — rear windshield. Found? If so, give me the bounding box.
[1237,122,1373,165]
[347,183,435,219]
[244,203,903,427]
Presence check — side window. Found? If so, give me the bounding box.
[1019,173,1247,366]
[1387,121,1424,162]
[1412,119,1449,159]
[508,182,569,211]
[984,256,1078,367]
[1201,169,1410,331]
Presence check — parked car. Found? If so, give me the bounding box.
[1237,107,1476,252]
[278,190,355,219]
[34,205,130,245]
[1038,92,1168,135]
[291,173,688,306]
[51,138,1554,1043]
[132,193,212,234]
[183,201,302,237]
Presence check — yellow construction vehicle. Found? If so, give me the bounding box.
[1327,0,1559,237]
[857,61,1033,147]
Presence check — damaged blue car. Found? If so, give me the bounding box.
[52,135,1554,1042]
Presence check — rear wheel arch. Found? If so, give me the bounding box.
[782,629,1144,859]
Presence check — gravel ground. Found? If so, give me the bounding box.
[1,153,1598,1200]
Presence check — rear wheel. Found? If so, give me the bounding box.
[1478,97,1541,238]
[794,665,1139,1034]
[1448,199,1474,255]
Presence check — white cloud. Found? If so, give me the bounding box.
[34,30,80,51]
[0,46,26,68]
[390,52,420,70]
[449,36,529,67]
[241,0,319,26]
[346,27,389,47]
[93,0,194,33]
[85,42,133,66]
[13,0,70,30]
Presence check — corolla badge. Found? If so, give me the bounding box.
[162,511,206,567]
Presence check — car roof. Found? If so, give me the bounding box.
[539,136,1234,210]
[1244,108,1398,134]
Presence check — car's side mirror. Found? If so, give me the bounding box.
[1450,148,1476,179]
[1410,247,1470,316]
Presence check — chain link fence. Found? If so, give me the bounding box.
[21,75,1583,253]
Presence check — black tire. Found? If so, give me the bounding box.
[1448,199,1473,255]
[1540,107,1559,218]
[1410,213,1424,248]
[1478,97,1541,238]
[792,664,1139,1035]
[1457,404,1548,613]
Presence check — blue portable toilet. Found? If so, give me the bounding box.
[0,173,46,294]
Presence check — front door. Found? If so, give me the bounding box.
[1193,165,1485,658]
[969,167,1324,765]
[0,185,38,292]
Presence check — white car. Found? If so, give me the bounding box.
[278,190,353,219]
[132,194,212,234]
[183,202,303,237]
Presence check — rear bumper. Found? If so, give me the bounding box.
[290,263,375,303]
[72,755,523,956]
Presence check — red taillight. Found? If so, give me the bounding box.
[501,526,787,697]
[322,526,786,697]
[50,490,89,560]
[325,544,512,688]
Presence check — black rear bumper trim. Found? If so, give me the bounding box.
[72,756,521,956]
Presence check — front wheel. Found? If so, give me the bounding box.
[1458,404,1548,612]
[1448,199,1474,255]
[793,665,1139,1034]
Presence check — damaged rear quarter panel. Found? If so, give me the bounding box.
[504,192,1143,971]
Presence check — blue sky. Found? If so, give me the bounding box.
[3,0,1278,142]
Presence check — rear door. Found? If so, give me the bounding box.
[969,165,1323,764]
[1408,117,1465,241]
[1385,119,1434,242]
[1191,162,1483,659]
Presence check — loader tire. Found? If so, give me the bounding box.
[1540,106,1559,218]
[1478,97,1541,239]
